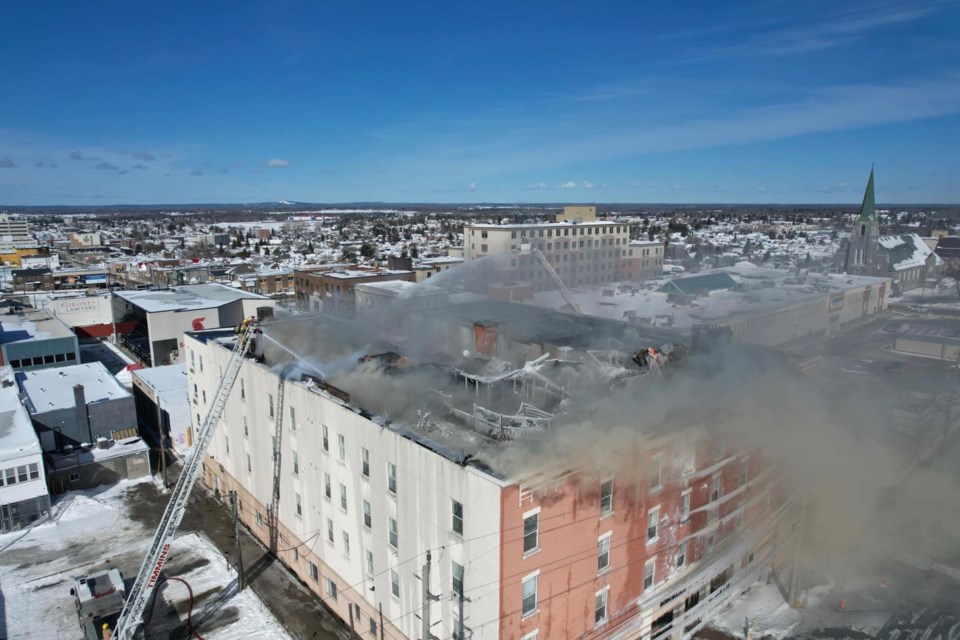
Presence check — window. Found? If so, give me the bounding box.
[240,378,245,400]
[600,479,613,516]
[647,507,659,542]
[523,511,539,554]
[224,435,230,454]
[598,534,611,572]
[202,390,207,403]
[369,618,377,637]
[387,462,397,494]
[452,561,464,595]
[363,500,372,528]
[680,490,691,523]
[644,558,655,589]
[649,454,662,490]
[293,451,299,476]
[69,472,80,482]
[309,561,318,581]
[388,517,398,548]
[452,500,463,535]
[676,541,687,568]
[290,406,296,430]
[243,416,248,437]
[327,519,334,543]
[28,463,38,480]
[256,511,263,527]
[338,434,345,461]
[390,569,400,597]
[711,474,721,502]
[324,473,332,499]
[343,531,350,556]
[340,483,348,512]
[739,457,749,486]
[327,578,338,600]
[361,447,370,477]
[595,587,608,625]
[247,454,252,472]
[268,394,274,418]
[522,573,538,616]
[295,493,302,518]
[366,550,374,575]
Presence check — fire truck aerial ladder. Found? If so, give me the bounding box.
[112,320,260,640]
[518,241,582,314]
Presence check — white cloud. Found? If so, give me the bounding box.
[267,158,289,168]
[559,181,577,189]
[582,181,594,189]
[468,182,477,191]
[526,182,549,190]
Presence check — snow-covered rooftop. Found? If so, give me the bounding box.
[113,283,269,313]
[0,308,75,345]
[0,366,41,457]
[132,363,188,393]
[18,362,131,414]
[878,233,942,271]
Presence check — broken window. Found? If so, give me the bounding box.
[523,511,539,554]
[600,479,613,516]
[452,561,464,595]
[598,534,611,572]
[387,462,397,494]
[388,517,398,548]
[650,454,662,491]
[647,506,659,542]
[452,500,463,535]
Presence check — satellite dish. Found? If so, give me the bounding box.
[463,350,471,358]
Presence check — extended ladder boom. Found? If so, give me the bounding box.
[114,322,259,640]
[267,371,287,551]
[525,245,582,314]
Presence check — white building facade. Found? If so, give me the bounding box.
[0,366,50,531]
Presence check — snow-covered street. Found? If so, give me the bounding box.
[0,477,291,640]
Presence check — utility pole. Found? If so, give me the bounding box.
[422,551,431,640]
[379,602,385,640]
[229,491,245,591]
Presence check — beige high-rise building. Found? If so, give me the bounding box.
[463,218,632,290]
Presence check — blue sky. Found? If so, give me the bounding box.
[1,0,959,205]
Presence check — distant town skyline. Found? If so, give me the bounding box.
[2,0,959,206]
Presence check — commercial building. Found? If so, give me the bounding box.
[187,305,801,640]
[17,362,149,491]
[131,364,192,457]
[463,216,634,290]
[293,266,416,315]
[0,215,31,242]
[0,366,50,531]
[0,308,80,371]
[531,266,890,347]
[112,284,275,366]
[44,293,115,339]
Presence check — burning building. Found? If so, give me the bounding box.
[186,302,802,640]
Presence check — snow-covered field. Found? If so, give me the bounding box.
[0,477,291,640]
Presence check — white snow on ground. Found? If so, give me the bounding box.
[710,578,892,639]
[0,477,291,640]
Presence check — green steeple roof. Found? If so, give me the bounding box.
[859,168,876,221]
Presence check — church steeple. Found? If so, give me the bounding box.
[859,167,876,221]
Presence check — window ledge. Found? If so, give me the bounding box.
[598,566,611,577]
[521,609,539,621]
[523,547,541,560]
[599,511,614,521]
[647,536,659,546]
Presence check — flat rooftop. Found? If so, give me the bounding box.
[320,269,413,280]
[0,366,41,456]
[530,267,891,328]
[132,363,188,393]
[466,220,619,229]
[0,308,75,345]
[18,362,131,414]
[113,283,270,313]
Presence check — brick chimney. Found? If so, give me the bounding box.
[74,384,93,443]
[473,321,498,358]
